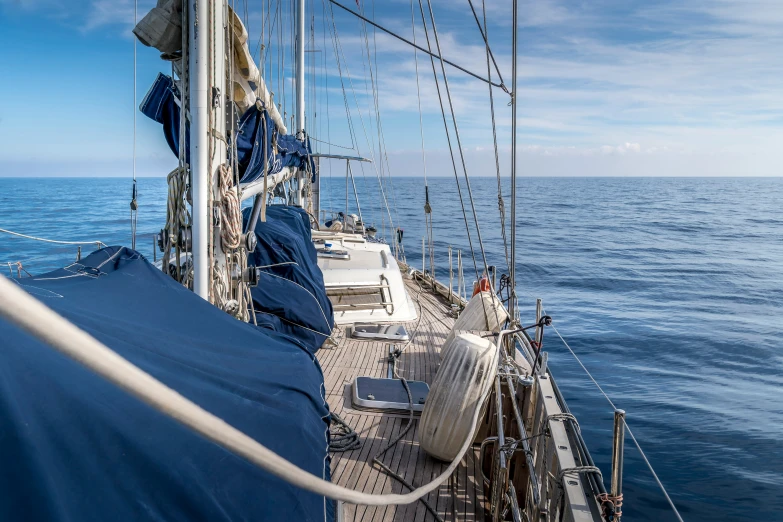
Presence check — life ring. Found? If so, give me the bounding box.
[472,276,491,296]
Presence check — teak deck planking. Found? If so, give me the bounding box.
[317,278,486,522]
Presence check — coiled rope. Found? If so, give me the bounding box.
[328,412,361,452]
[163,166,190,282]
[218,164,242,250]
[0,276,485,506]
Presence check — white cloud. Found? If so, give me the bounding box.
[83,0,135,30]
[1,0,155,30]
[4,0,783,175]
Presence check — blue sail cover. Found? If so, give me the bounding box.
[139,73,189,163]
[0,247,333,522]
[246,206,334,352]
[234,103,316,184]
[139,74,316,182]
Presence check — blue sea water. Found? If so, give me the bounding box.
[1,176,782,521]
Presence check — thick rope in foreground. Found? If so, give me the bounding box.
[0,275,483,506]
[371,377,443,522]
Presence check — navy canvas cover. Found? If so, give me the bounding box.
[0,247,333,522]
[235,103,317,184]
[246,206,334,352]
[235,101,276,182]
[139,73,189,163]
[139,75,315,182]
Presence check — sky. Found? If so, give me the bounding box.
[0,0,781,177]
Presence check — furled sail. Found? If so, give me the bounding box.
[134,1,286,134]
[227,7,287,133]
[0,247,333,521]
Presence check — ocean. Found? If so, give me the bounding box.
[1,175,781,521]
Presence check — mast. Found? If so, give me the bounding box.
[190,0,227,301]
[190,0,210,299]
[294,0,306,206]
[509,0,518,320]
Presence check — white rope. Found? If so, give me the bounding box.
[166,167,190,238]
[0,227,106,248]
[211,260,230,311]
[218,164,242,250]
[549,324,685,522]
[0,275,483,506]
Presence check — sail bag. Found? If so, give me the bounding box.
[133,0,183,55]
[246,206,335,352]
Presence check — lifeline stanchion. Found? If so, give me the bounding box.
[609,409,626,521]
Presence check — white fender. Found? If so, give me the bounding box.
[419,333,499,461]
[442,291,507,360]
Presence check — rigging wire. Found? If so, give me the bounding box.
[370,0,403,242]
[308,136,354,151]
[321,0,333,212]
[422,0,494,284]
[327,0,507,92]
[321,0,373,226]
[415,0,499,331]
[465,0,506,89]
[349,5,386,234]
[410,0,434,278]
[509,0,519,319]
[480,0,510,272]
[130,0,138,251]
[549,324,685,522]
[325,0,398,244]
[357,0,403,254]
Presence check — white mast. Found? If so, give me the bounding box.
[190,0,209,299]
[190,0,227,301]
[294,0,306,206]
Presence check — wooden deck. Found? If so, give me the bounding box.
[317,278,486,522]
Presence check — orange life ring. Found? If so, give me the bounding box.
[472,277,491,297]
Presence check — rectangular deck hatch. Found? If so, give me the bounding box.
[351,377,429,413]
[351,324,409,341]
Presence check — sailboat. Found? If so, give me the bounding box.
[0,1,647,521]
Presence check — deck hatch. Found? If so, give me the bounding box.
[351,376,429,413]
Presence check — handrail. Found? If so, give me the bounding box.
[0,226,106,248]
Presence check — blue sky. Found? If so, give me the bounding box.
[0,0,781,176]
